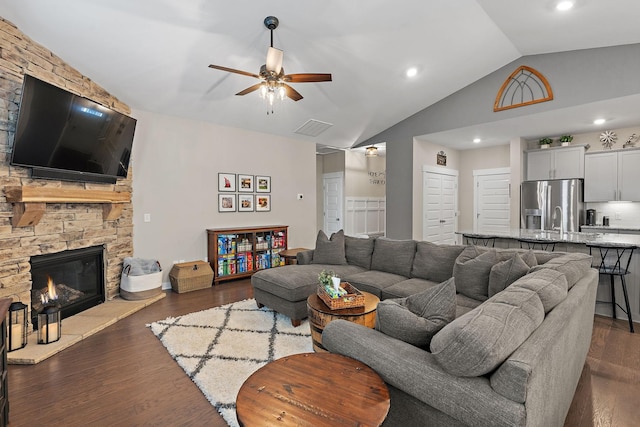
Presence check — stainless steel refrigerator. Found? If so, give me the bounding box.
[521,179,584,232]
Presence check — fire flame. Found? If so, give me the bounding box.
[40,276,58,304]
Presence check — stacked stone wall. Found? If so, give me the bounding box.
[0,18,134,306]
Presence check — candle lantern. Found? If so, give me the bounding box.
[37,305,61,344]
[8,301,28,352]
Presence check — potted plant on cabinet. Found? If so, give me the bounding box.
[539,137,553,149]
[559,135,573,146]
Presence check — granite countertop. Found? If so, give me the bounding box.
[457,229,640,246]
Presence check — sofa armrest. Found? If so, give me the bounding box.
[322,320,524,427]
[296,249,314,265]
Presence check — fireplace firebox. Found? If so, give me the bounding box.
[30,245,106,329]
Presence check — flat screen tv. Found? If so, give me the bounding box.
[10,74,137,184]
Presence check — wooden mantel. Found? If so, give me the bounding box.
[4,186,131,227]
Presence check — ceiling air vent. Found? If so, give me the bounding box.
[294,119,333,137]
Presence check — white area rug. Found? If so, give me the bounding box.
[147,299,312,427]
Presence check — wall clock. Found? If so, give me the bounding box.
[599,130,617,149]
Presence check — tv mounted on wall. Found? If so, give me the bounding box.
[10,74,137,184]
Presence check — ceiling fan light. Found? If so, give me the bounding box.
[266,47,284,74]
[260,84,267,98]
[278,85,286,100]
[365,146,378,157]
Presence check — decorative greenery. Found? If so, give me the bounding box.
[559,135,573,143]
[539,137,553,145]
[318,270,335,286]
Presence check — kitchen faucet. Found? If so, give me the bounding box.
[552,206,564,234]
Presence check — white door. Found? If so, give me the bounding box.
[323,173,343,234]
[474,168,511,234]
[422,167,458,244]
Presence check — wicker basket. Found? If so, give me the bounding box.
[317,282,365,310]
[169,261,214,293]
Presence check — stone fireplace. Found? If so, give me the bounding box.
[30,245,106,329]
[0,18,134,318]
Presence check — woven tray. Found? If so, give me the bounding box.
[317,282,365,310]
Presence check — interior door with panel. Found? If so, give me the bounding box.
[323,173,343,234]
[474,169,511,234]
[422,167,458,244]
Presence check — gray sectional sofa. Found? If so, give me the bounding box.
[251,233,598,426]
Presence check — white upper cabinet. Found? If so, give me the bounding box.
[584,149,640,202]
[526,146,585,181]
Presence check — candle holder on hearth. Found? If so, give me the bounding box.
[8,301,28,352]
[37,304,61,345]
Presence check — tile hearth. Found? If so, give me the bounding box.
[8,293,165,365]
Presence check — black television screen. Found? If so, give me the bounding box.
[10,75,136,183]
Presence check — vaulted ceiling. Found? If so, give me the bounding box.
[2,0,640,151]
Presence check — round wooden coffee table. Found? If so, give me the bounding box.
[307,291,379,352]
[236,352,389,427]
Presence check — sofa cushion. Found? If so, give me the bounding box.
[453,246,498,301]
[411,241,467,283]
[511,268,568,313]
[488,253,531,297]
[381,278,441,299]
[375,278,456,348]
[344,235,375,269]
[370,238,416,277]
[311,230,347,265]
[528,253,592,289]
[345,270,409,298]
[430,286,545,377]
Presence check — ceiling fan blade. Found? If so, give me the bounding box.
[283,84,303,101]
[284,73,332,83]
[208,64,260,79]
[236,83,263,96]
[266,47,283,74]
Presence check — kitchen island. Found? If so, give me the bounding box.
[457,229,640,330]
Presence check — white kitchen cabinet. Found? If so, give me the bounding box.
[584,149,640,202]
[526,146,585,181]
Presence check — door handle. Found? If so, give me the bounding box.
[439,219,445,223]
[336,218,340,221]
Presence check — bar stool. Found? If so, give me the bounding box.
[462,233,495,247]
[517,238,558,252]
[586,242,636,333]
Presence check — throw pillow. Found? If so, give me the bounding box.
[488,253,530,297]
[375,278,456,348]
[345,235,375,269]
[453,246,497,301]
[411,241,467,283]
[511,268,568,313]
[430,286,545,377]
[370,238,417,277]
[311,229,347,265]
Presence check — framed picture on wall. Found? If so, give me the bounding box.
[256,195,271,212]
[218,194,236,212]
[238,174,254,192]
[256,175,271,193]
[218,173,236,192]
[238,194,254,212]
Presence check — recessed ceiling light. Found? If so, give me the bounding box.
[556,1,574,11]
[406,67,418,78]
[593,118,606,125]
[473,138,481,143]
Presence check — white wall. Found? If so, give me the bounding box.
[344,150,386,198]
[131,109,318,283]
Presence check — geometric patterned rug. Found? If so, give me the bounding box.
[147,299,312,427]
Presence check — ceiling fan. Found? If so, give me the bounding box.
[208,16,332,106]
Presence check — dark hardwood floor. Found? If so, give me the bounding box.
[7,279,640,426]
